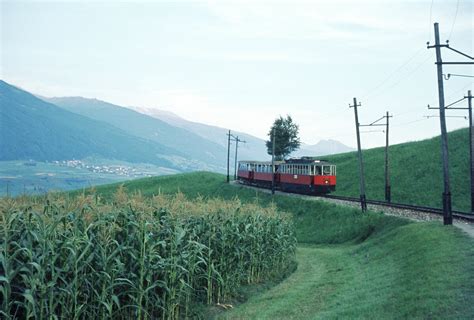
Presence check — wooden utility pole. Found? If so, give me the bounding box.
[468,90,473,213]
[350,97,367,211]
[234,136,239,180]
[384,111,391,203]
[427,22,473,216]
[233,136,246,180]
[227,130,231,183]
[432,23,452,225]
[271,127,276,195]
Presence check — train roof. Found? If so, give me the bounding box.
[239,157,334,165]
[284,157,333,164]
[239,160,285,165]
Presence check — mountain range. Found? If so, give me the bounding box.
[1,80,354,174]
[0,81,179,169]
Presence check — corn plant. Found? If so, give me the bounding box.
[0,190,296,319]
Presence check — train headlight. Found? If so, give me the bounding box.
[325,180,329,184]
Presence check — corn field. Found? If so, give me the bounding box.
[0,189,296,319]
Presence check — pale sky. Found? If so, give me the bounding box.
[1,0,473,148]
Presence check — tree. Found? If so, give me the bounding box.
[266,115,301,160]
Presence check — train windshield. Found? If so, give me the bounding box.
[313,166,322,175]
[323,166,331,175]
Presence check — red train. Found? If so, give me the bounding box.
[237,157,336,194]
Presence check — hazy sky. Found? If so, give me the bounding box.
[1,0,473,148]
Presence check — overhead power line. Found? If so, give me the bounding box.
[447,0,460,41]
[428,0,435,41]
[361,47,426,100]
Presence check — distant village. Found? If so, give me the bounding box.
[51,160,154,177]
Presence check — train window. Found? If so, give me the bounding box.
[323,166,331,175]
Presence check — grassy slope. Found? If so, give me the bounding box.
[326,128,470,212]
[86,172,474,319]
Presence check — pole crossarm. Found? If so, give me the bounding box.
[444,73,474,80]
[445,45,474,60]
[359,124,386,127]
[425,115,468,119]
[428,96,468,110]
[360,113,393,127]
[360,130,385,133]
[427,41,474,65]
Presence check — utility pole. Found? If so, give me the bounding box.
[385,111,391,202]
[271,127,276,195]
[428,23,452,225]
[233,136,246,180]
[427,22,474,224]
[360,112,393,203]
[227,130,231,183]
[350,97,367,211]
[466,90,474,213]
[468,91,473,213]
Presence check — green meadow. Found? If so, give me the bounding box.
[327,127,471,212]
[72,171,474,319]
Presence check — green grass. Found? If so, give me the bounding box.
[80,171,474,319]
[222,224,474,319]
[78,172,404,244]
[326,127,471,212]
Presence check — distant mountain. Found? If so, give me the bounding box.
[47,97,227,171]
[0,80,181,169]
[132,107,270,161]
[132,107,354,160]
[294,140,355,157]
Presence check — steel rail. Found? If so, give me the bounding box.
[319,194,474,222]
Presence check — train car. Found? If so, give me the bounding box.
[237,157,336,195]
[237,161,283,188]
[279,157,336,194]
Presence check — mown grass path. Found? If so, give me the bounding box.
[218,246,344,319]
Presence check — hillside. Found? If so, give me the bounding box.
[71,172,474,319]
[47,97,227,170]
[327,127,471,212]
[0,81,181,169]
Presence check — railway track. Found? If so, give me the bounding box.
[319,194,474,222]
[234,181,474,223]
